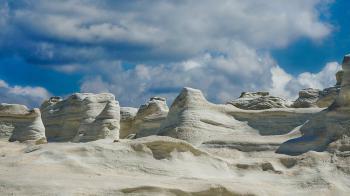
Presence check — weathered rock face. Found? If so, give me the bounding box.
[336,70,344,86]
[335,55,350,107]
[316,86,341,108]
[159,87,251,145]
[41,93,120,142]
[278,55,350,155]
[292,88,320,108]
[291,70,343,108]
[120,107,138,139]
[0,104,46,143]
[159,88,316,147]
[227,92,290,110]
[315,70,343,108]
[132,97,169,138]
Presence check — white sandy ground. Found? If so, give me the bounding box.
[0,135,349,196]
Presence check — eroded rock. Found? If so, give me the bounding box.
[293,88,320,108]
[0,104,46,143]
[227,92,290,110]
[120,107,138,139]
[41,93,120,142]
[132,97,169,138]
[278,55,350,155]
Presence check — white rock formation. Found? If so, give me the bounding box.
[0,56,349,195]
[120,107,138,139]
[227,92,290,110]
[132,97,169,138]
[278,55,350,155]
[41,93,120,142]
[159,87,319,146]
[317,86,341,107]
[292,88,320,108]
[291,71,343,108]
[0,104,46,143]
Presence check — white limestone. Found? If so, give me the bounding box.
[132,97,169,138]
[40,93,120,142]
[120,107,138,139]
[0,104,46,143]
[278,55,350,155]
[227,92,290,110]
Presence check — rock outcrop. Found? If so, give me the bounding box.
[316,86,341,107]
[120,107,138,139]
[278,55,350,155]
[227,92,290,110]
[291,70,343,108]
[41,93,120,142]
[159,87,320,146]
[0,104,46,143]
[315,70,344,108]
[292,88,320,108]
[132,97,169,138]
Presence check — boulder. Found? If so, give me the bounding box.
[0,104,46,144]
[227,92,290,110]
[292,88,320,108]
[132,97,169,138]
[278,54,350,155]
[40,93,120,142]
[120,107,138,139]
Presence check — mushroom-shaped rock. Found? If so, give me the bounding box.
[0,104,46,144]
[132,97,169,138]
[227,92,290,110]
[41,93,120,142]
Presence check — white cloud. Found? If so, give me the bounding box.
[80,46,341,106]
[269,62,341,99]
[79,43,275,106]
[1,0,332,63]
[0,79,51,108]
[0,0,337,107]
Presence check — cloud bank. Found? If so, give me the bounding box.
[0,80,51,108]
[0,0,339,107]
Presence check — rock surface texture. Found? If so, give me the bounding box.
[132,97,169,138]
[278,55,350,155]
[119,107,138,139]
[227,92,290,110]
[291,71,343,108]
[292,88,320,108]
[159,87,319,146]
[0,104,46,143]
[40,93,120,142]
[1,56,350,196]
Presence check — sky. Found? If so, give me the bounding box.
[0,0,349,108]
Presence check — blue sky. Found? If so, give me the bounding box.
[0,0,348,107]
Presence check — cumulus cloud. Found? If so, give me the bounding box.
[0,0,336,106]
[0,79,51,108]
[80,41,340,106]
[270,62,341,99]
[1,0,332,64]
